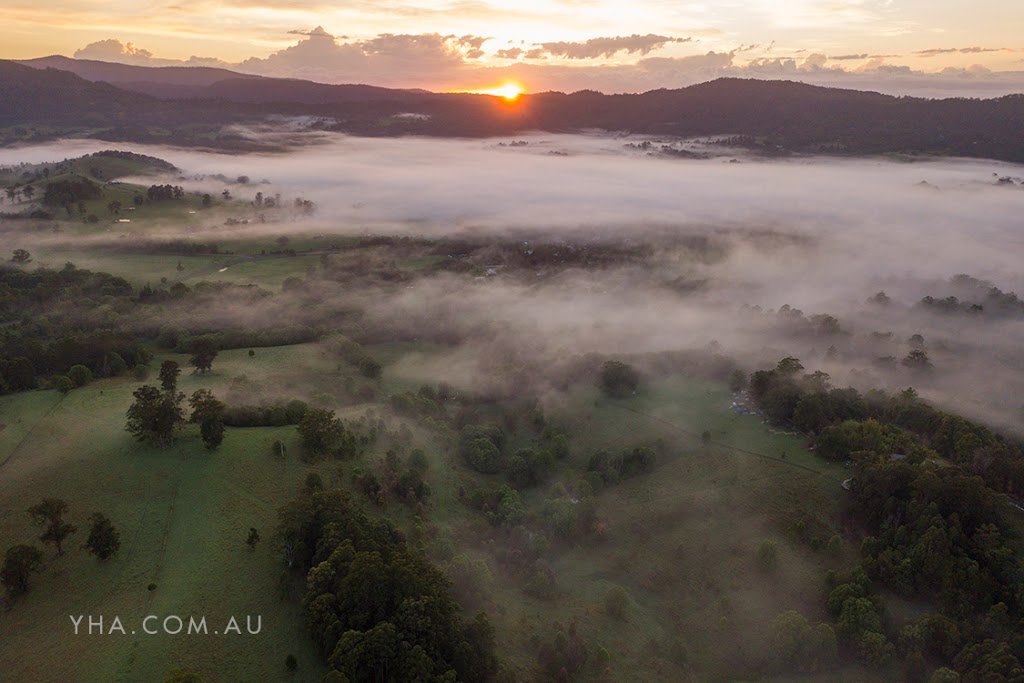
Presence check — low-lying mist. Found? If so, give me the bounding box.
[4,132,1024,429]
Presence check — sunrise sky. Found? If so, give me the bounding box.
[2,1,1023,96]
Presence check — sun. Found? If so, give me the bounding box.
[472,82,525,100]
[493,83,524,100]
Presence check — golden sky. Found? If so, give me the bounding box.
[2,0,1022,95]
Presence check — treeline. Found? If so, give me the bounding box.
[163,327,321,353]
[145,184,184,201]
[747,357,1024,497]
[276,487,499,681]
[42,177,101,207]
[747,356,1024,678]
[0,265,149,392]
[222,400,308,427]
[821,454,1024,677]
[914,274,1024,319]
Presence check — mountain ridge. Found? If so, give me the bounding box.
[2,59,1024,162]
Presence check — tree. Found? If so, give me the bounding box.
[599,360,640,398]
[408,449,429,473]
[729,368,747,392]
[159,360,181,392]
[246,528,260,550]
[126,385,186,446]
[55,376,74,394]
[777,357,805,376]
[201,193,212,207]
[902,349,933,373]
[11,248,31,263]
[285,654,297,672]
[28,498,76,556]
[604,586,629,620]
[22,184,34,200]
[188,338,218,374]
[463,437,501,474]
[297,408,344,457]
[188,389,225,450]
[67,364,93,387]
[83,513,121,560]
[1,545,44,596]
[757,538,779,570]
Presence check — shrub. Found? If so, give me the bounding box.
[604,586,630,620]
[67,364,93,387]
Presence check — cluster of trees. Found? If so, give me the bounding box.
[145,184,185,201]
[332,337,383,379]
[222,399,308,427]
[585,447,656,486]
[155,326,319,353]
[275,487,499,681]
[42,177,101,208]
[744,354,1024,677]
[125,360,225,449]
[817,458,1024,678]
[598,360,640,398]
[352,448,432,508]
[748,357,1024,497]
[296,408,365,461]
[0,263,152,393]
[2,499,119,598]
[925,274,1024,319]
[458,423,569,490]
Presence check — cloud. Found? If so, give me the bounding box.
[537,34,692,60]
[288,26,347,40]
[73,38,228,68]
[64,32,1024,98]
[74,39,155,63]
[914,46,1005,57]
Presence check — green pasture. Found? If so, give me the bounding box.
[0,338,865,681]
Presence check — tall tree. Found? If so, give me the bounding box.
[28,498,76,556]
[1,545,44,596]
[83,513,121,560]
[126,385,185,446]
[159,360,181,392]
[189,389,225,449]
[188,338,218,375]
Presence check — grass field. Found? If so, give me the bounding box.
[0,348,348,682]
[0,339,867,681]
[462,378,858,680]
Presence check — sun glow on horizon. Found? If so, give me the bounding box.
[464,82,525,100]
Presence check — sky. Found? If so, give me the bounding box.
[2,1,1024,96]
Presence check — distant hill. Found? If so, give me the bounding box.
[0,60,153,127]
[15,56,255,88]
[2,58,1024,162]
[15,56,433,105]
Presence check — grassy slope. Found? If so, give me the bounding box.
[0,349,337,682]
[1,341,874,681]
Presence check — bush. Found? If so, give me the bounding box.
[67,364,93,387]
[758,539,779,570]
[599,360,640,398]
[408,449,429,473]
[54,376,74,394]
[604,586,630,620]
